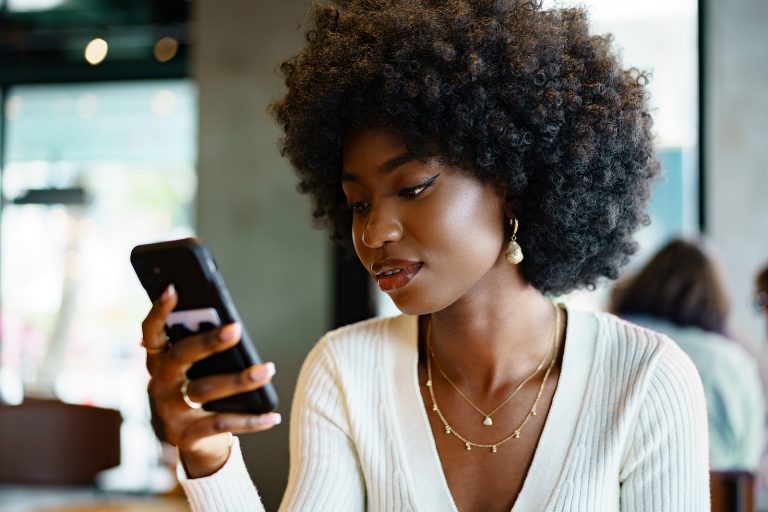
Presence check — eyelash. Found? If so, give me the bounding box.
[346,174,439,215]
[398,174,439,198]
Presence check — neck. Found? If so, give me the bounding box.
[425,267,559,394]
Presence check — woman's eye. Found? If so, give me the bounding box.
[346,201,369,214]
[399,174,439,198]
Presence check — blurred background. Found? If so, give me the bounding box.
[0,0,766,511]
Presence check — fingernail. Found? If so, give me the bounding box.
[250,362,275,381]
[162,284,176,302]
[248,414,280,427]
[220,323,241,342]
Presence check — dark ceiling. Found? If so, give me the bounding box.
[0,0,191,84]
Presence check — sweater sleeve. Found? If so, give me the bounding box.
[178,335,366,511]
[619,340,711,512]
[277,336,366,511]
[177,436,265,511]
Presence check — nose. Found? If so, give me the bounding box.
[361,206,403,248]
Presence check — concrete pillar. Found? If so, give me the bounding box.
[193,1,330,508]
[705,0,768,351]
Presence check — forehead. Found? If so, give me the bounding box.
[342,129,410,171]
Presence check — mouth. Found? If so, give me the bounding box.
[374,262,423,292]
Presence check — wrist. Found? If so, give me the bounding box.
[179,432,234,479]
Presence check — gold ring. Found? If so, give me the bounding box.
[140,337,169,354]
[180,379,203,410]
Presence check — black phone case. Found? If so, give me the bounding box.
[130,237,279,414]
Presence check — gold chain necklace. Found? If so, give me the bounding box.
[424,304,561,453]
[429,324,551,427]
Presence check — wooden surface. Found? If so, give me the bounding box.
[31,498,190,512]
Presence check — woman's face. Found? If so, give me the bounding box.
[342,129,509,315]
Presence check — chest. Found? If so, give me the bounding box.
[417,364,561,512]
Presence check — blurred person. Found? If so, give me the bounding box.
[139,1,709,510]
[754,262,768,498]
[613,238,765,472]
[756,263,768,338]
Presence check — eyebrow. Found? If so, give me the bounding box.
[341,152,417,183]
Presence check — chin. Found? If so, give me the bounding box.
[392,303,427,316]
[385,288,449,317]
[384,294,422,316]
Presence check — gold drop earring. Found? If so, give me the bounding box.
[505,218,524,265]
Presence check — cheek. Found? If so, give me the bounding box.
[432,185,505,266]
[395,185,503,314]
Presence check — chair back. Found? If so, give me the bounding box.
[710,471,755,512]
[0,399,121,485]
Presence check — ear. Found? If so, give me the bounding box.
[502,187,520,220]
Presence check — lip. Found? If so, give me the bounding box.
[371,259,423,292]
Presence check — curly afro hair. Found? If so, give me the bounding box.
[270,0,660,295]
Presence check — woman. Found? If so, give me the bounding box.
[757,263,768,339]
[140,1,709,510]
[612,238,765,472]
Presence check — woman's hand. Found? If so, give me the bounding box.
[141,285,281,478]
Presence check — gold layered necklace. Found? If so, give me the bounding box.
[424,304,561,453]
[429,331,550,427]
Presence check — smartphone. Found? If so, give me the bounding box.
[131,237,278,414]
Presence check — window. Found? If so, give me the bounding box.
[0,80,196,488]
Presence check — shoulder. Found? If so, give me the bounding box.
[322,314,402,344]
[626,315,759,377]
[291,315,415,420]
[585,309,703,398]
[594,310,697,369]
[608,315,711,501]
[592,309,670,353]
[300,314,412,376]
[585,314,708,468]
[314,314,406,355]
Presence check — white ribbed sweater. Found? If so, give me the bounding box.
[179,308,710,511]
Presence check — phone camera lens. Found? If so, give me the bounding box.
[152,266,161,275]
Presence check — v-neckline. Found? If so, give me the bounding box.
[388,306,599,511]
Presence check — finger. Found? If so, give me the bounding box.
[141,284,178,350]
[185,363,276,405]
[180,412,282,446]
[162,323,242,376]
[143,286,177,376]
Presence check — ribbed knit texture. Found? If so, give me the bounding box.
[623,314,764,471]
[177,437,262,509]
[179,308,710,511]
